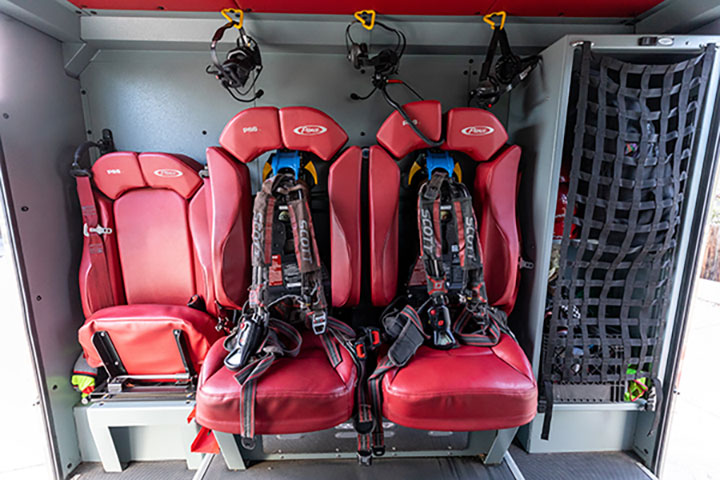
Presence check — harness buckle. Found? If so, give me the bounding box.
[357,450,373,466]
[83,224,112,237]
[428,304,456,349]
[355,342,367,359]
[310,311,327,335]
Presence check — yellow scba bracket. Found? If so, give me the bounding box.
[408,161,462,185]
[262,161,319,185]
[262,162,273,181]
[354,10,376,31]
[483,11,506,30]
[453,162,463,182]
[304,161,318,185]
[221,8,244,29]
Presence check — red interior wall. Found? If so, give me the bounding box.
[69,0,662,18]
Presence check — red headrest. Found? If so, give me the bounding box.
[92,152,146,200]
[279,107,348,161]
[92,152,202,200]
[376,100,442,159]
[139,153,203,199]
[219,106,283,163]
[220,106,348,163]
[442,108,508,161]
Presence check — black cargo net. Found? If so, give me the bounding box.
[542,43,714,409]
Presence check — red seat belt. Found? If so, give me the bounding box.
[76,175,115,313]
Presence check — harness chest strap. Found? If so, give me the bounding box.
[75,175,115,313]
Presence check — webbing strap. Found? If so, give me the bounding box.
[230,172,357,447]
[249,174,327,318]
[235,318,301,448]
[76,175,115,313]
[234,315,355,448]
[384,305,427,367]
[366,303,506,453]
[452,307,505,347]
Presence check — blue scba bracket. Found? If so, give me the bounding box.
[425,151,455,177]
[269,151,303,179]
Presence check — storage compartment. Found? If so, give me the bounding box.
[542,44,714,405]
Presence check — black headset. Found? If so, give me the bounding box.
[346,14,443,148]
[470,15,539,108]
[207,20,264,103]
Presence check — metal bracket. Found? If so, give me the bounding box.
[519,257,535,269]
[173,329,197,378]
[92,331,127,378]
[84,224,112,237]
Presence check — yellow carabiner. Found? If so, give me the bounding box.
[354,9,376,31]
[221,8,244,29]
[483,11,506,30]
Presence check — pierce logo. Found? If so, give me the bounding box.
[293,125,327,136]
[106,169,122,175]
[153,169,183,178]
[461,126,494,136]
[243,126,259,133]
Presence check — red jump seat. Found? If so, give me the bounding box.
[77,151,251,377]
[373,100,537,432]
[196,106,360,435]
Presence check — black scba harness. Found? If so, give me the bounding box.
[223,172,357,448]
[359,163,511,460]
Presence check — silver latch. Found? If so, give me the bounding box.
[519,257,534,270]
[84,224,113,237]
[311,311,327,335]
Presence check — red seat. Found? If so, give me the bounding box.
[371,101,537,433]
[196,106,358,435]
[77,151,251,377]
[382,334,536,431]
[197,332,356,434]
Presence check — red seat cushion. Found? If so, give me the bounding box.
[196,332,356,435]
[78,304,222,376]
[381,334,537,431]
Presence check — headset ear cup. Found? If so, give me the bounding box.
[223,49,254,88]
[349,43,368,70]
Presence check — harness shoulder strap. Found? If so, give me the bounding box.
[76,174,115,313]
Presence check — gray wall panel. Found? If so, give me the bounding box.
[79,49,493,188]
[0,12,87,479]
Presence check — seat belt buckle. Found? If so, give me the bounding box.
[84,223,113,237]
[311,311,327,335]
[355,342,366,359]
[370,328,381,347]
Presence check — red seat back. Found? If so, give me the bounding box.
[217,106,358,308]
[373,101,522,313]
[79,152,220,316]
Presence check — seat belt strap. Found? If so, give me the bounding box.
[234,318,302,448]
[75,175,115,313]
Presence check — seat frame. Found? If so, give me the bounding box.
[210,426,519,470]
[88,328,198,402]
